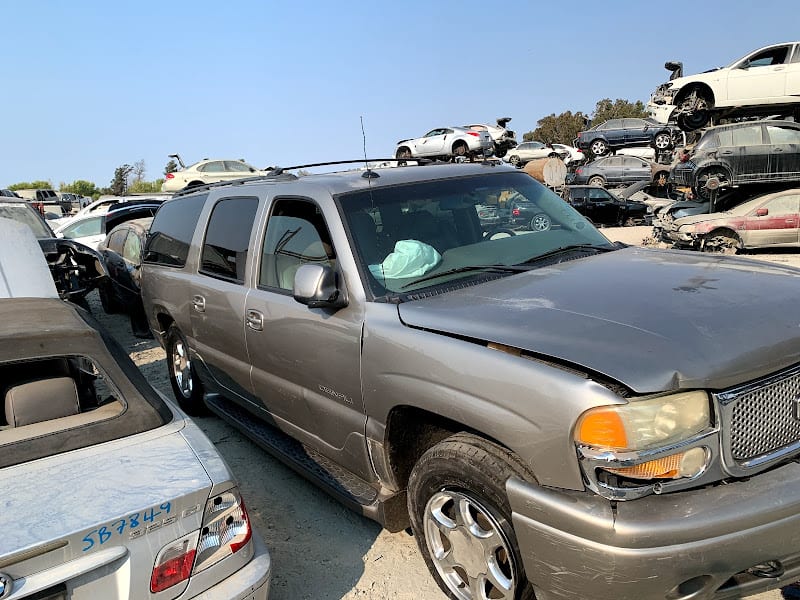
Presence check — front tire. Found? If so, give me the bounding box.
[529,213,551,231]
[588,175,605,187]
[508,155,521,167]
[702,230,741,254]
[408,433,536,600]
[653,132,673,150]
[166,324,207,415]
[396,147,412,161]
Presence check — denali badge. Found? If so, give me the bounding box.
[0,572,12,599]
[318,384,353,405]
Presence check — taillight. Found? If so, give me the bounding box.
[466,131,480,137]
[512,208,520,216]
[576,168,583,174]
[166,172,175,179]
[150,487,252,593]
[150,531,199,593]
[194,488,252,572]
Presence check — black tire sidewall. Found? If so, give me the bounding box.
[407,434,534,600]
[165,325,207,415]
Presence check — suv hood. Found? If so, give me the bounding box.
[397,247,800,393]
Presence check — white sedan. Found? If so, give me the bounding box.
[503,141,566,167]
[395,126,493,161]
[162,159,268,192]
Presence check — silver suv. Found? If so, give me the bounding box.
[142,161,800,599]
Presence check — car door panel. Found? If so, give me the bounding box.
[727,45,791,102]
[189,196,260,402]
[765,124,800,181]
[245,196,372,479]
[747,194,800,247]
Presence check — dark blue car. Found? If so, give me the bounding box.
[576,118,681,157]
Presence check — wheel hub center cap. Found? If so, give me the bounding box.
[449,527,486,577]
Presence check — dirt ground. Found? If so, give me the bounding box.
[88,230,799,599]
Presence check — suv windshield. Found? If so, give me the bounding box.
[338,172,611,297]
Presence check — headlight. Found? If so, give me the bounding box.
[575,390,710,451]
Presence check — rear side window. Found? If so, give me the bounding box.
[144,194,206,267]
[106,229,128,253]
[200,196,259,283]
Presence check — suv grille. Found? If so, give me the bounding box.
[717,365,800,471]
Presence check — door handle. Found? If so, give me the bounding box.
[774,66,785,71]
[192,295,206,313]
[246,309,264,331]
[721,150,734,155]
[774,147,784,152]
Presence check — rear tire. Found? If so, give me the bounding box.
[166,324,207,415]
[529,213,551,232]
[589,139,608,157]
[588,175,605,187]
[407,433,536,600]
[452,142,468,161]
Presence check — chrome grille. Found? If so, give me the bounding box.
[724,369,800,462]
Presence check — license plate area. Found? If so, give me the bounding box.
[29,584,67,600]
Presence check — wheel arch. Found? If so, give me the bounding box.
[451,139,469,154]
[383,404,519,493]
[675,82,716,107]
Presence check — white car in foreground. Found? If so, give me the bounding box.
[647,41,800,130]
[395,126,493,161]
[0,218,272,599]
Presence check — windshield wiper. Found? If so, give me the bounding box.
[399,264,528,289]
[522,243,617,265]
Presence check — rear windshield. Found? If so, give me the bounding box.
[0,204,53,238]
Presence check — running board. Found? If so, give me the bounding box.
[204,394,408,532]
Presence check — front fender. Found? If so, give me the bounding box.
[361,303,622,490]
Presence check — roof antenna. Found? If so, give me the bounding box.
[361,116,379,179]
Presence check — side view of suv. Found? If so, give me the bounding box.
[142,161,800,599]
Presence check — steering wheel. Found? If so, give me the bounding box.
[484,228,517,240]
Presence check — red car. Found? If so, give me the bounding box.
[665,187,800,252]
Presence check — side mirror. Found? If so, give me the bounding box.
[738,60,750,70]
[293,264,347,309]
[756,208,769,217]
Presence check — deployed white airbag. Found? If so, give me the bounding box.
[369,239,442,279]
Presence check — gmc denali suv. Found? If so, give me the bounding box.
[141,160,800,600]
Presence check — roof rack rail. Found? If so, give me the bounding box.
[265,158,436,176]
[170,157,490,197]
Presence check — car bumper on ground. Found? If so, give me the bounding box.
[192,533,272,599]
[646,101,677,124]
[508,462,800,600]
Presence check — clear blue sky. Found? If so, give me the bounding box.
[2,1,798,188]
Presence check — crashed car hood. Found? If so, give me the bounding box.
[397,247,800,393]
[674,211,733,226]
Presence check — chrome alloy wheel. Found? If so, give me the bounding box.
[654,133,672,149]
[172,340,193,399]
[423,490,516,600]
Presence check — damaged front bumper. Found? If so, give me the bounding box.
[508,463,800,599]
[665,228,701,248]
[647,83,680,124]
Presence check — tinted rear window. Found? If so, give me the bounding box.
[200,196,259,282]
[143,194,206,267]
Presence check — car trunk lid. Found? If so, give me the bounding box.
[0,424,212,599]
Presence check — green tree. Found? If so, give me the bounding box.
[164,159,178,175]
[60,180,100,198]
[523,110,589,145]
[128,179,165,194]
[8,180,54,190]
[591,98,648,124]
[109,164,133,196]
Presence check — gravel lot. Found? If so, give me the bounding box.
[89,230,799,599]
